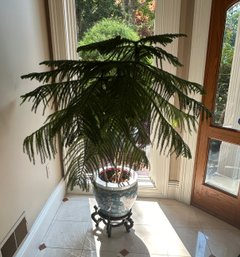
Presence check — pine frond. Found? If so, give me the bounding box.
[21,33,210,191]
[23,121,58,164]
[139,34,187,46]
[77,36,133,55]
[140,45,182,67]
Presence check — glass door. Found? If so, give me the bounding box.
[192,0,240,228]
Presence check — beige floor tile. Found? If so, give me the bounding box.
[81,250,159,257]
[132,200,170,225]
[43,220,91,249]
[33,196,240,257]
[193,207,238,230]
[36,248,82,257]
[159,204,201,229]
[55,200,91,222]
[202,228,240,257]
[80,250,99,257]
[173,228,212,257]
[84,226,150,254]
[133,224,187,255]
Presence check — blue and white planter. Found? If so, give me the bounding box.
[93,167,138,217]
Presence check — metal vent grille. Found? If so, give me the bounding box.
[1,217,27,257]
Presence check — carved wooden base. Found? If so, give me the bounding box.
[91,205,134,237]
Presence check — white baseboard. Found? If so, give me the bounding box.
[14,179,66,257]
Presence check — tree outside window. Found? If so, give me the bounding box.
[75,0,156,44]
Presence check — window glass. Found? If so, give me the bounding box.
[212,2,240,131]
[75,0,156,46]
[205,139,240,196]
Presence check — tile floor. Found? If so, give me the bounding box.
[36,195,240,257]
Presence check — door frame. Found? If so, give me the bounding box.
[191,0,240,228]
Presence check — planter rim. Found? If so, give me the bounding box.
[94,166,138,191]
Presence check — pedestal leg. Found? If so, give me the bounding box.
[91,206,134,237]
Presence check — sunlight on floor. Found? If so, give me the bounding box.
[35,195,240,257]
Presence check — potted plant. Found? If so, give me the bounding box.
[21,35,210,219]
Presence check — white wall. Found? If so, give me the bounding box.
[0,0,62,243]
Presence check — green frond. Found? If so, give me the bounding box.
[141,45,183,67]
[21,33,210,191]
[77,36,133,55]
[150,104,192,158]
[23,122,58,164]
[139,34,187,46]
[65,133,148,191]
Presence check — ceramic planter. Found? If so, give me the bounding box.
[93,167,138,217]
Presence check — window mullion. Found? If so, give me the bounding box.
[48,0,78,60]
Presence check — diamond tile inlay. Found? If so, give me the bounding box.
[119,249,129,256]
[38,243,46,251]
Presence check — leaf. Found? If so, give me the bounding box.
[21,34,210,191]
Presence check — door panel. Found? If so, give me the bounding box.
[192,0,240,228]
[205,139,240,196]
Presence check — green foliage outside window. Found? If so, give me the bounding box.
[214,4,240,125]
[75,0,156,41]
[79,18,139,60]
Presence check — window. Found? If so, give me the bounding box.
[75,0,155,42]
